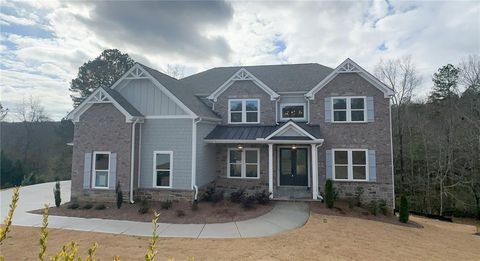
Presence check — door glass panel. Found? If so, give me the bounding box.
[296,149,308,176]
[280,149,292,176]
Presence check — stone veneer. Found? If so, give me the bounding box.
[71,103,133,203]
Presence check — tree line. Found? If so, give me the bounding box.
[375,55,480,219]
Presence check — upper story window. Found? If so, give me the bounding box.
[280,103,306,121]
[333,149,368,181]
[332,97,366,122]
[93,151,110,188]
[228,99,260,124]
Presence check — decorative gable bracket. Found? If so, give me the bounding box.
[207,68,280,102]
[124,67,149,79]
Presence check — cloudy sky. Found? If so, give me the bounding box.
[1,0,479,121]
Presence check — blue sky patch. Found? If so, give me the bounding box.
[377,42,388,51]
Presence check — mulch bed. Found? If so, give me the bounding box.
[309,200,423,229]
[30,200,274,224]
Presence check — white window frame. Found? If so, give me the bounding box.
[227,148,260,179]
[153,151,173,188]
[332,149,369,181]
[228,99,260,124]
[331,96,367,123]
[279,103,307,121]
[92,151,111,189]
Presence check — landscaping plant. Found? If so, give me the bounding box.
[255,190,270,205]
[241,194,256,210]
[202,186,216,202]
[0,186,19,247]
[211,190,224,203]
[325,179,335,208]
[138,200,150,214]
[161,200,173,210]
[82,203,93,210]
[53,181,61,207]
[116,181,123,209]
[399,195,409,223]
[67,202,80,210]
[354,187,364,207]
[368,200,378,216]
[230,188,245,203]
[94,204,106,210]
[378,199,388,215]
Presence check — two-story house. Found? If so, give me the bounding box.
[67,58,395,208]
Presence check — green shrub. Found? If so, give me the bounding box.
[82,203,93,210]
[53,181,61,207]
[347,197,355,209]
[176,210,186,217]
[399,195,409,223]
[211,190,224,203]
[230,188,245,203]
[202,186,216,202]
[138,200,150,214]
[378,199,388,215]
[67,202,80,209]
[94,204,106,210]
[368,200,378,216]
[241,195,256,210]
[191,200,199,211]
[254,190,270,205]
[116,182,123,209]
[354,187,364,207]
[161,200,173,210]
[325,179,334,208]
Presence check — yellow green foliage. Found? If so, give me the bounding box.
[0,186,20,244]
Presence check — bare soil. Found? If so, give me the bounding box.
[310,200,423,228]
[2,214,479,260]
[29,200,274,224]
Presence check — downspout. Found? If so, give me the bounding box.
[137,123,142,188]
[314,143,324,200]
[389,98,395,210]
[275,98,279,124]
[304,96,311,124]
[192,117,202,201]
[129,118,139,204]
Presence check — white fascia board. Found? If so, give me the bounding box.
[207,68,280,102]
[204,139,324,144]
[264,121,317,140]
[305,58,395,99]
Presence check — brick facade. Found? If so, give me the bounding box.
[71,103,133,203]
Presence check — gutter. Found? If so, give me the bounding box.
[192,117,202,201]
[129,118,140,204]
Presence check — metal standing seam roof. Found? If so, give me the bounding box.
[205,121,321,141]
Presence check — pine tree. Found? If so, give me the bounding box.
[428,64,460,103]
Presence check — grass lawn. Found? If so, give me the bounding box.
[1,213,479,260]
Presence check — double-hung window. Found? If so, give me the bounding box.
[93,151,110,188]
[228,99,260,123]
[333,149,368,181]
[153,151,173,188]
[332,97,366,122]
[228,148,259,178]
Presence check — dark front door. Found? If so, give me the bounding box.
[279,148,308,186]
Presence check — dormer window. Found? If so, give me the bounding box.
[228,99,260,124]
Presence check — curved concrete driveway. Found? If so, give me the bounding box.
[1,181,309,238]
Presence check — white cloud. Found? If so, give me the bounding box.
[0,0,479,121]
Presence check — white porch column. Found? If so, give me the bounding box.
[311,144,319,200]
[268,143,274,199]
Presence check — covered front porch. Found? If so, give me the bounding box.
[205,121,324,200]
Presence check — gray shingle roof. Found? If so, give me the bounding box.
[138,63,220,119]
[101,86,143,117]
[205,121,321,141]
[180,63,334,95]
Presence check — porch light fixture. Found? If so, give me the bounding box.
[291,145,297,150]
[237,144,244,150]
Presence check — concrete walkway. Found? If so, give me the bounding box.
[1,181,309,238]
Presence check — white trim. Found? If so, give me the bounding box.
[332,149,369,182]
[228,98,260,124]
[265,121,317,140]
[311,144,319,199]
[276,145,311,187]
[207,68,280,102]
[153,151,173,188]
[111,63,198,117]
[389,101,395,208]
[144,115,196,119]
[268,144,273,198]
[92,151,111,189]
[137,123,142,188]
[305,58,395,99]
[331,96,367,123]
[191,118,201,189]
[67,88,141,123]
[279,103,307,122]
[205,139,324,144]
[129,119,139,203]
[227,148,260,179]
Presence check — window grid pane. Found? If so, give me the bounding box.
[95,171,108,187]
[95,153,109,170]
[282,105,305,118]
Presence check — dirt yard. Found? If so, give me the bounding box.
[2,213,479,260]
[30,200,273,224]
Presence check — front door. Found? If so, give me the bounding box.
[279,148,308,186]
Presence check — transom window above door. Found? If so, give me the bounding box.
[332,97,366,122]
[280,103,306,121]
[228,99,260,124]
